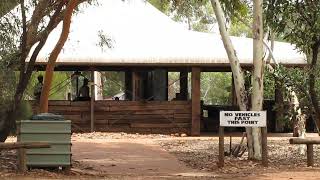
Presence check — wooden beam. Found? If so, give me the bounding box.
[180,71,188,100]
[0,142,50,149]
[90,70,95,132]
[289,138,320,144]
[191,67,201,136]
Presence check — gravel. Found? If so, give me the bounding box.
[157,136,320,177]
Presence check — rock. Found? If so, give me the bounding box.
[180,133,188,137]
[174,133,180,137]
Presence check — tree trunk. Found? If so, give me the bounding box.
[289,90,306,154]
[39,0,79,113]
[309,42,320,135]
[275,78,285,132]
[251,0,264,160]
[210,0,253,158]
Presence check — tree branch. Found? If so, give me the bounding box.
[19,0,27,78]
[29,2,65,49]
[40,0,79,113]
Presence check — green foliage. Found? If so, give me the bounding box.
[0,1,20,131]
[26,72,71,100]
[48,72,72,100]
[149,0,251,35]
[148,0,171,15]
[16,101,33,121]
[0,0,19,17]
[102,72,125,98]
[263,68,275,100]
[167,72,232,105]
[148,0,215,31]
[229,18,252,37]
[200,72,232,105]
[269,65,313,120]
[220,0,251,23]
[0,61,16,124]
[264,1,320,54]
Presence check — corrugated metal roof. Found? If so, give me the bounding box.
[31,0,306,67]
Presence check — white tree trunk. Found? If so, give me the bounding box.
[210,0,254,158]
[290,90,306,155]
[251,0,264,160]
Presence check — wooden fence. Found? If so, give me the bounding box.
[32,100,192,133]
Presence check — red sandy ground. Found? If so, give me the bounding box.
[2,133,320,179]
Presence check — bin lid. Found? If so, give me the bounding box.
[31,113,64,120]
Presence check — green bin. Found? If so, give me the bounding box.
[17,120,71,168]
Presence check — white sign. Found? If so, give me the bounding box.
[220,111,266,127]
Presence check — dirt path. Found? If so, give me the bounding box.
[72,139,212,179]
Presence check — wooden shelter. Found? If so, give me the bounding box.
[30,0,306,135]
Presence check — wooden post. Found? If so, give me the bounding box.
[261,127,268,166]
[90,70,95,132]
[307,144,314,166]
[132,71,140,101]
[18,148,27,172]
[76,75,79,97]
[125,71,133,100]
[180,71,188,100]
[218,126,224,167]
[191,67,201,136]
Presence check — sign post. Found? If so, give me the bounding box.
[218,111,267,167]
[218,126,224,167]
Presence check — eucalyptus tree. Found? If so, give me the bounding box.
[0,0,94,142]
[39,0,79,113]
[265,0,320,134]
[151,0,264,160]
[210,0,265,160]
